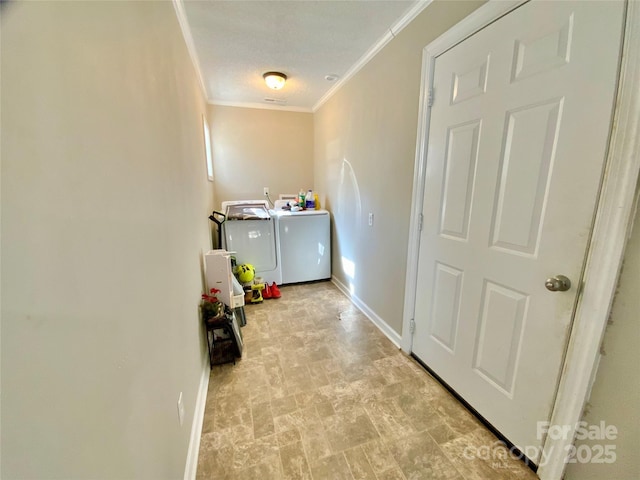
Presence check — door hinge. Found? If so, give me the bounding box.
[418,213,424,232]
[427,88,434,107]
[410,318,416,334]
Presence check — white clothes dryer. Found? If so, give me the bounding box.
[221,200,282,285]
[273,208,331,284]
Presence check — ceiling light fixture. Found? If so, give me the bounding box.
[263,71,287,90]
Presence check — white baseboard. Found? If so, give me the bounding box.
[183,361,211,480]
[331,275,402,348]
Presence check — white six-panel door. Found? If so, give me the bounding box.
[412,0,624,463]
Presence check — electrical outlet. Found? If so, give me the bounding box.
[177,392,185,426]
[263,187,269,196]
[368,213,374,226]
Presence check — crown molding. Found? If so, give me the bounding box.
[208,100,312,114]
[172,0,209,101]
[312,0,433,112]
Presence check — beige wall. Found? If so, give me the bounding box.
[208,105,314,207]
[565,202,640,480]
[313,0,485,334]
[1,1,213,478]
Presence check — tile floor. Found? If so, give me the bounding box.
[196,281,538,480]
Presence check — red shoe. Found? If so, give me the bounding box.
[262,282,272,299]
[270,282,281,299]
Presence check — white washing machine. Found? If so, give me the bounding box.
[274,207,331,284]
[221,200,282,284]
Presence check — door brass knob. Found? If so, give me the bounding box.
[545,275,571,292]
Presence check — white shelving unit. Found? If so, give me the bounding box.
[204,250,245,309]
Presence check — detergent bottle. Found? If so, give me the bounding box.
[306,189,315,209]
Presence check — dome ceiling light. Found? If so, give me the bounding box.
[263,71,287,90]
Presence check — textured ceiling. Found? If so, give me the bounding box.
[180,0,422,111]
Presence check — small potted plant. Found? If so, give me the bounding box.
[201,288,223,323]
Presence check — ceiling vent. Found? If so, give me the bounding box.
[263,97,287,105]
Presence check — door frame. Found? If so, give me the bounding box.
[401,1,640,479]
